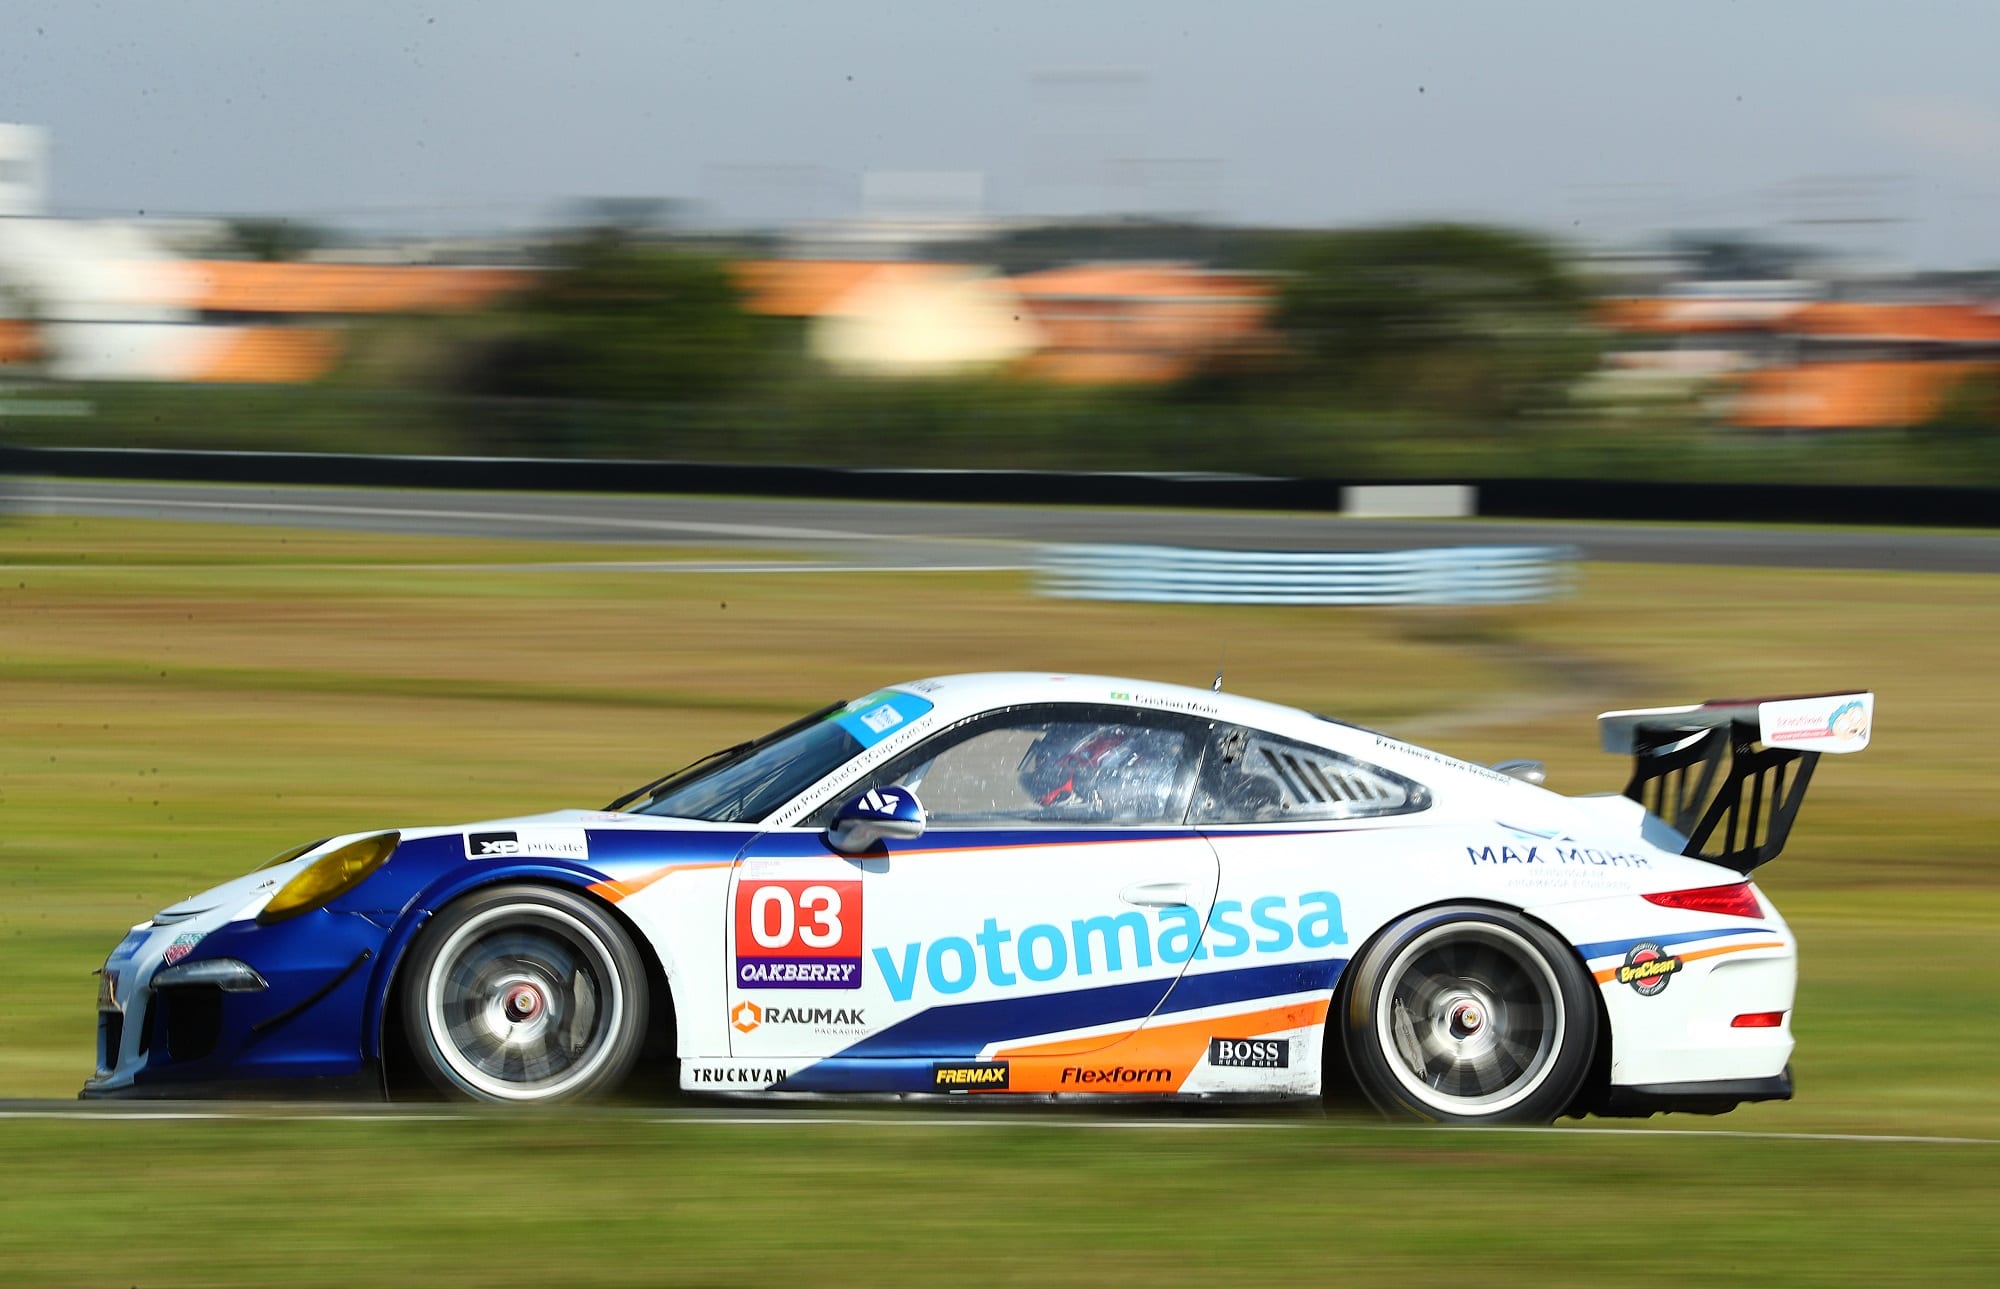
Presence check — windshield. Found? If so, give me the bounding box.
[627,688,935,823]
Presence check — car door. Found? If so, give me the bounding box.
[1181,723,1437,1091]
[727,702,1221,1094]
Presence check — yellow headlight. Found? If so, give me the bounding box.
[256,832,399,924]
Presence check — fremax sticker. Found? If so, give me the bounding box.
[932,1061,1010,1090]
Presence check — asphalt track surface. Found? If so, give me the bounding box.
[10,478,2000,572]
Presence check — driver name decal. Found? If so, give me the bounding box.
[734,880,864,990]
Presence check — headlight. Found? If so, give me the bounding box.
[256,832,399,925]
[151,958,269,992]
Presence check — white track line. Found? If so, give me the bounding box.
[0,562,1026,574]
[1427,1124,2000,1146]
[1,1108,1991,1144]
[22,494,894,543]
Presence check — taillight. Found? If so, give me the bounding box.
[1732,1012,1785,1028]
[1641,882,1763,919]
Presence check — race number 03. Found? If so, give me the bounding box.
[736,880,862,958]
[747,884,843,949]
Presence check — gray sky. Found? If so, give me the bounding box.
[6,1,2000,266]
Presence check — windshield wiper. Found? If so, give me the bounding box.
[602,701,844,812]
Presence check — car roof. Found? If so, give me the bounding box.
[887,672,1327,733]
[880,673,1517,799]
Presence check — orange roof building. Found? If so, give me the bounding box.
[186,327,344,384]
[1600,294,2000,428]
[1732,361,1993,430]
[735,258,1276,383]
[163,260,529,315]
[733,260,948,318]
[1007,263,1274,384]
[0,318,40,365]
[1786,301,2000,345]
[95,260,535,385]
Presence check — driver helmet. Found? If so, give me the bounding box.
[1018,724,1179,816]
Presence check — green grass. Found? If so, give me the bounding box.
[1,514,1996,1282]
[0,1116,1993,1286]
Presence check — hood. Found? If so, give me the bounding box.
[150,841,339,925]
[153,866,292,924]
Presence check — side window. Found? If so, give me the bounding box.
[811,704,1202,828]
[1193,726,1427,824]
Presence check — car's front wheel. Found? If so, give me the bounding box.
[1340,905,1596,1124]
[401,884,648,1103]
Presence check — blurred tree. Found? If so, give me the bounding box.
[564,197,691,241]
[1272,223,1600,419]
[1667,231,1822,282]
[960,218,1290,274]
[225,217,328,262]
[1918,368,2000,478]
[459,229,768,404]
[1923,368,2000,433]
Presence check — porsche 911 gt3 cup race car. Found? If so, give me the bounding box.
[84,674,1873,1123]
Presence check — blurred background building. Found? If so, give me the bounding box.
[4,120,1999,473]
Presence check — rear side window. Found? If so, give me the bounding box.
[1194,727,1428,824]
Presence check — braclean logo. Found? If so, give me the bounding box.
[1617,942,1683,996]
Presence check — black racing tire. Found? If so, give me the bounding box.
[400,884,648,1103]
[1340,904,1596,1124]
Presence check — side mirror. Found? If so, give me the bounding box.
[1491,759,1547,786]
[826,785,927,855]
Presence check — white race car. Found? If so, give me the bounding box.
[84,674,1872,1123]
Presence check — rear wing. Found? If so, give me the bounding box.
[1598,692,1872,873]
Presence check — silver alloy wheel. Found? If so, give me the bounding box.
[1372,921,1565,1117]
[422,902,628,1101]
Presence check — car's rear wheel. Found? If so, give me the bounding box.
[1340,905,1595,1124]
[401,884,648,1103]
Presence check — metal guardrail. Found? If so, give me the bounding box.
[1037,544,1579,605]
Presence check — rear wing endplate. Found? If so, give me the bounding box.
[1597,691,1872,873]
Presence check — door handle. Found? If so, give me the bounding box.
[1120,881,1192,909]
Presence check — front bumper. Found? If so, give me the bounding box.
[82,908,391,1099]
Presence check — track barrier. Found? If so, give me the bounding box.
[2,444,1995,528]
[1037,544,1578,605]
